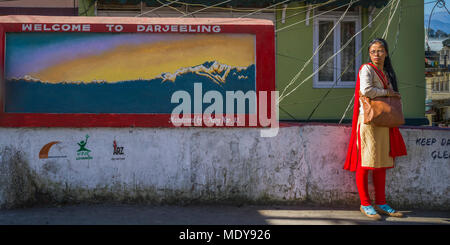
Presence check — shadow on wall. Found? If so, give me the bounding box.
[0,146,54,208]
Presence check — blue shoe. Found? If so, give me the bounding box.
[360,205,382,220]
[375,204,404,217]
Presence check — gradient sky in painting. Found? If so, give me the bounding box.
[5,33,255,83]
[5,33,184,79]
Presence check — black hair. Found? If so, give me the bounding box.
[368,38,399,92]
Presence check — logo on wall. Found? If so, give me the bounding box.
[112,139,125,161]
[76,134,93,160]
[39,141,67,159]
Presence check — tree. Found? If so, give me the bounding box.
[443,39,450,47]
[435,30,448,38]
[428,28,436,38]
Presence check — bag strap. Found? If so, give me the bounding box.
[367,63,389,89]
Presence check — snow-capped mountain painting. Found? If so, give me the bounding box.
[4,33,256,113]
[6,61,255,113]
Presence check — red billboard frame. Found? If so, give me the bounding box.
[0,16,275,127]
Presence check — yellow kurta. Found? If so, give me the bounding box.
[357,115,394,168]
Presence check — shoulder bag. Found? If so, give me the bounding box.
[359,63,405,128]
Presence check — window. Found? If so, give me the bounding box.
[442,80,449,92]
[432,79,439,92]
[432,79,450,92]
[313,11,361,88]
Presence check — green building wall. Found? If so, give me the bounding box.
[78,0,425,125]
[275,0,426,125]
[79,0,95,16]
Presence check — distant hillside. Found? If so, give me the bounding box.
[425,12,450,34]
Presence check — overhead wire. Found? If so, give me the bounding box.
[278,0,394,104]
[174,0,338,26]
[165,0,327,12]
[425,0,439,4]
[273,0,337,24]
[282,81,429,107]
[382,0,401,39]
[185,0,338,120]
[338,0,434,123]
[341,0,431,119]
[171,0,314,121]
[179,0,232,17]
[339,94,354,123]
[390,0,402,56]
[131,0,418,123]
[337,0,399,123]
[442,0,450,14]
[277,1,365,104]
[280,79,430,108]
[339,79,432,124]
[184,0,328,25]
[308,19,385,121]
[237,0,291,19]
[156,0,186,15]
[280,0,398,122]
[135,0,180,17]
[171,0,312,120]
[278,0,359,102]
[135,0,337,29]
[275,0,356,33]
[131,0,341,112]
[279,106,301,121]
[282,94,354,106]
[336,0,399,123]
[182,0,292,20]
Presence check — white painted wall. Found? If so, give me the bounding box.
[0,124,449,209]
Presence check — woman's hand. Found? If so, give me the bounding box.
[386,88,401,97]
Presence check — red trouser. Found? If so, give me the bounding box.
[356,165,387,206]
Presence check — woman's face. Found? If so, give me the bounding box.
[369,42,387,66]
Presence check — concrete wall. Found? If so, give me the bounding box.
[0,124,449,210]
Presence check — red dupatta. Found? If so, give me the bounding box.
[343,63,407,172]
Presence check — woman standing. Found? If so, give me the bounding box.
[344,38,407,220]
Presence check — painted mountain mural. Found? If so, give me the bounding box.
[4,32,256,114]
[5,61,256,113]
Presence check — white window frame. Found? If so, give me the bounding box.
[312,11,361,88]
